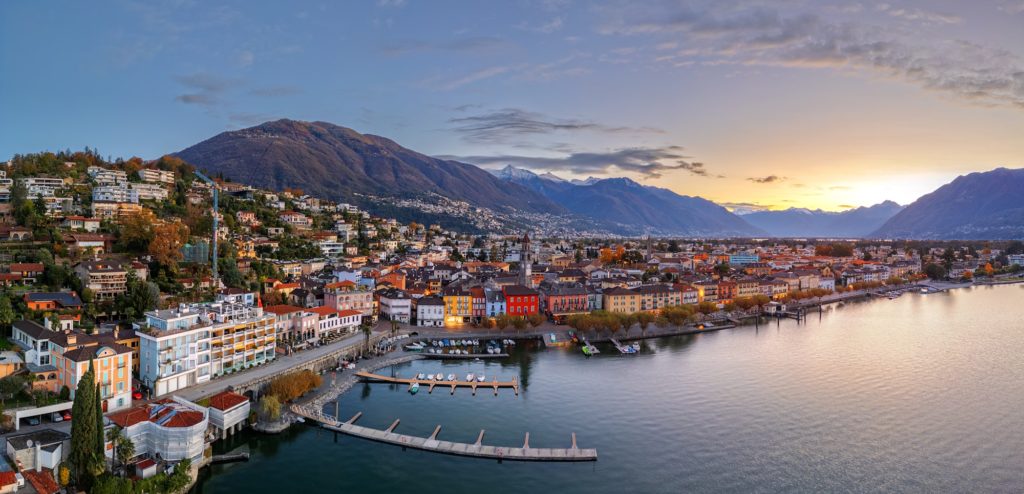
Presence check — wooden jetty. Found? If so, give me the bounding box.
[294,407,597,462]
[356,371,519,396]
[609,338,637,354]
[421,353,509,360]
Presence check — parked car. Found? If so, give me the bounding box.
[25,417,40,426]
[50,412,63,422]
[132,389,143,400]
[62,411,72,421]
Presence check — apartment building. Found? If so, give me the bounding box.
[139,301,276,396]
[137,168,175,184]
[75,260,128,301]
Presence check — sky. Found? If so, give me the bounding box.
[2,0,1023,212]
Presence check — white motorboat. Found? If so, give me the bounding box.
[417,373,426,380]
[447,373,456,381]
[466,373,475,381]
[476,374,486,382]
[434,373,444,381]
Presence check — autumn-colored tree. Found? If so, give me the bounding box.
[984,263,994,276]
[118,209,157,253]
[526,313,545,327]
[149,220,190,269]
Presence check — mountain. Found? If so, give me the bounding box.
[175,119,563,215]
[492,165,762,236]
[742,201,904,238]
[872,167,1024,239]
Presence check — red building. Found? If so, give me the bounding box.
[470,286,486,321]
[541,284,589,322]
[503,285,539,317]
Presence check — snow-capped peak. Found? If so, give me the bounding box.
[538,172,567,182]
[493,164,539,181]
[570,176,601,186]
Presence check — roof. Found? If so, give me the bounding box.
[308,306,339,317]
[107,400,206,429]
[337,309,362,317]
[263,304,305,316]
[209,391,249,411]
[9,263,44,272]
[62,343,133,362]
[12,320,53,340]
[5,429,70,450]
[0,471,15,487]
[417,295,444,306]
[24,291,83,307]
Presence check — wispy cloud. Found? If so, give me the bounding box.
[442,145,714,179]
[449,108,661,145]
[720,201,773,214]
[876,3,961,25]
[439,66,515,90]
[747,175,786,184]
[517,16,564,33]
[599,2,1024,110]
[173,72,241,107]
[249,85,303,97]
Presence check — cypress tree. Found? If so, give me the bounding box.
[95,381,105,458]
[70,360,97,485]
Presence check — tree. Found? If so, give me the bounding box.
[118,209,157,253]
[984,263,994,277]
[70,360,99,487]
[362,324,372,353]
[58,464,71,487]
[924,263,947,280]
[526,313,545,328]
[148,220,190,269]
[636,312,655,337]
[0,296,14,336]
[220,257,245,288]
[95,382,104,461]
[495,314,510,331]
[260,395,282,421]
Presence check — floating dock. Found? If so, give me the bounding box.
[356,371,519,396]
[294,407,597,462]
[421,353,509,360]
[609,338,637,354]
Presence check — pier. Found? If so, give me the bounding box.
[609,338,637,354]
[291,406,597,462]
[355,371,519,396]
[421,352,509,360]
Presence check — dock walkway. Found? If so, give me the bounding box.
[356,371,519,396]
[291,406,597,462]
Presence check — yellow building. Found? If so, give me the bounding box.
[442,285,472,324]
[54,334,134,412]
[603,287,640,313]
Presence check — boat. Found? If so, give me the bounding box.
[447,374,456,381]
[630,343,641,352]
[417,373,426,380]
[409,382,419,394]
[404,342,424,351]
[476,374,486,382]
[434,373,444,381]
[466,373,475,381]
[294,417,305,424]
[582,345,592,356]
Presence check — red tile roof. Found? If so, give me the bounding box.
[263,304,304,315]
[22,469,59,494]
[107,400,206,429]
[337,309,362,317]
[0,471,16,487]
[308,306,339,317]
[209,391,249,411]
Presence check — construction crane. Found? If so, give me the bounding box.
[193,170,219,286]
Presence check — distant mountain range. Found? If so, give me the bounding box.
[175,119,563,215]
[872,167,1024,239]
[740,201,904,238]
[172,119,1023,239]
[493,165,762,236]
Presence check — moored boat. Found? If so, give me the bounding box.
[410,382,419,394]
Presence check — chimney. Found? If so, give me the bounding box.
[113,327,120,339]
[43,318,52,330]
[66,333,77,346]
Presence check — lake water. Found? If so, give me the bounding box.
[193,284,1024,493]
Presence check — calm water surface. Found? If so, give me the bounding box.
[194,285,1024,493]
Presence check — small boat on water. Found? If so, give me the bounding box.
[404,342,424,351]
[476,374,486,382]
[410,382,419,394]
[434,374,444,381]
[294,417,305,424]
[417,373,426,380]
[466,373,475,381]
[447,373,456,381]
[630,342,641,352]
[582,345,592,356]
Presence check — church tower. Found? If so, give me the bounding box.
[519,232,532,287]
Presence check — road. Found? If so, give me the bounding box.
[175,323,388,402]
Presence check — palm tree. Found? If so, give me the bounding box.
[115,436,135,477]
[361,324,372,354]
[106,426,123,474]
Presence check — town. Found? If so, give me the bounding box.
[0,150,1022,493]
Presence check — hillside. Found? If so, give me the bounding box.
[742,201,904,238]
[494,165,762,236]
[175,119,564,215]
[872,167,1024,239]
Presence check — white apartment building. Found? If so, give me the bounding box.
[130,182,169,201]
[137,168,175,184]
[139,302,276,396]
[92,185,138,203]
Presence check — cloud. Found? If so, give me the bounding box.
[829,185,851,190]
[249,85,303,97]
[382,36,510,55]
[449,108,662,145]
[599,2,1024,110]
[719,201,773,214]
[876,4,961,25]
[517,16,564,33]
[442,145,713,179]
[172,72,241,107]
[838,204,855,209]
[747,175,786,183]
[439,66,515,90]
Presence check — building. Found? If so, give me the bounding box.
[207,391,250,439]
[106,398,208,463]
[307,306,360,341]
[324,281,374,321]
[51,331,134,412]
[61,215,101,232]
[603,287,640,313]
[279,211,312,230]
[263,305,317,348]
[442,284,473,324]
[137,168,175,184]
[728,253,760,266]
[5,429,70,473]
[633,284,682,312]
[503,285,539,317]
[541,284,589,322]
[1008,254,1024,266]
[484,288,506,318]
[378,288,412,323]
[92,185,137,203]
[518,232,533,287]
[139,301,276,396]
[7,263,44,283]
[75,261,128,301]
[415,296,444,327]
[130,183,169,201]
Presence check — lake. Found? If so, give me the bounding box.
[194,284,1024,493]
